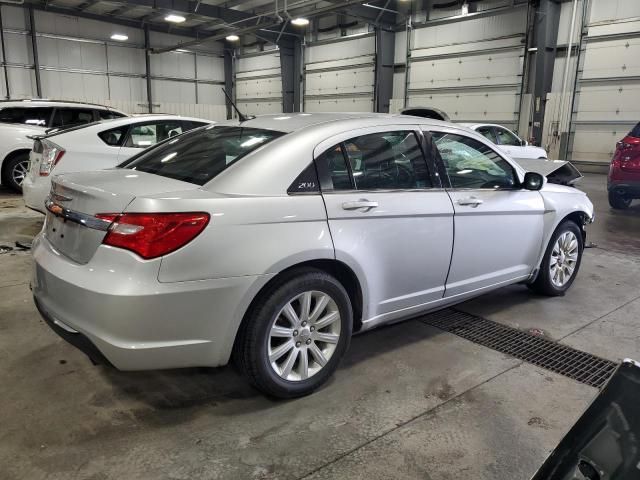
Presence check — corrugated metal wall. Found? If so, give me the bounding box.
[235,49,283,116]
[0,5,227,121]
[400,5,527,130]
[303,34,375,113]
[568,0,640,165]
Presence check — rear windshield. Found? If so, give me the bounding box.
[630,122,640,138]
[122,126,285,185]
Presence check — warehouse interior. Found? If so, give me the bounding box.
[1,0,640,479]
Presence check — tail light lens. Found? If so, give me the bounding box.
[39,139,65,176]
[95,212,210,259]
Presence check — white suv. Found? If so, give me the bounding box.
[0,100,127,192]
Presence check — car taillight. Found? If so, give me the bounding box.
[95,212,210,259]
[39,140,65,176]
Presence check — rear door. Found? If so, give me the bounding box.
[427,128,545,297]
[317,126,454,322]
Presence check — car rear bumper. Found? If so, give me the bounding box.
[31,233,272,370]
[22,175,49,213]
[608,180,640,198]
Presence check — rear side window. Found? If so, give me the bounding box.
[476,126,497,144]
[123,126,285,185]
[51,108,95,128]
[125,120,188,148]
[0,107,53,126]
[98,109,126,120]
[630,122,640,138]
[98,126,129,147]
[317,130,431,191]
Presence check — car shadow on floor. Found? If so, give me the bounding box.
[96,317,446,416]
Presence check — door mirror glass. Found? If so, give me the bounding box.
[523,172,544,191]
[520,138,528,147]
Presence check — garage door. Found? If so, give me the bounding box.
[304,35,375,113]
[568,0,640,165]
[236,50,283,116]
[406,8,527,131]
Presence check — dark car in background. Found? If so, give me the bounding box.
[608,122,640,209]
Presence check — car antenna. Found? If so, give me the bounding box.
[222,88,254,122]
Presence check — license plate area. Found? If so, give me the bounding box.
[44,211,106,264]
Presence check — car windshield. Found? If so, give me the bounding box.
[122,125,285,185]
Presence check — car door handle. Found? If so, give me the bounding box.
[342,199,379,211]
[457,197,483,207]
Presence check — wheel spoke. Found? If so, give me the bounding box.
[280,347,299,379]
[300,291,312,322]
[298,349,309,380]
[270,325,293,338]
[269,339,294,362]
[281,302,299,326]
[314,311,339,330]
[309,294,330,322]
[313,331,339,344]
[309,343,328,367]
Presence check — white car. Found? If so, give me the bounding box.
[22,115,212,213]
[0,100,127,192]
[461,123,548,160]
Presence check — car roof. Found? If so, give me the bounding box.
[459,123,510,130]
[215,112,459,134]
[0,99,120,110]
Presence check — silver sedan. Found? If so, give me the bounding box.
[31,113,594,398]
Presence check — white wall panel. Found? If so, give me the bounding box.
[196,55,224,82]
[588,0,640,24]
[235,51,282,114]
[40,70,109,102]
[4,33,33,64]
[106,45,146,75]
[37,37,107,71]
[151,51,196,79]
[5,68,37,99]
[108,76,146,102]
[151,80,196,104]
[304,35,375,113]
[2,5,28,30]
[197,84,226,105]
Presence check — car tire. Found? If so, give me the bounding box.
[529,220,584,296]
[2,152,30,193]
[608,190,632,210]
[235,268,352,398]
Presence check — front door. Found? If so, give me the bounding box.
[317,127,455,324]
[428,129,545,298]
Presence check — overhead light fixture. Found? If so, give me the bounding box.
[291,17,309,26]
[165,14,186,23]
[528,47,538,52]
[226,34,240,41]
[110,33,128,41]
[175,48,190,53]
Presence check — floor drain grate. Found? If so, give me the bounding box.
[422,309,617,389]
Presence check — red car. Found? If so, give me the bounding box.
[608,122,640,209]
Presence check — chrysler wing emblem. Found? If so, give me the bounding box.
[51,191,72,202]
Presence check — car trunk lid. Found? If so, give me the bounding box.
[45,169,199,264]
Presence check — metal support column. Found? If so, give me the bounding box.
[374,27,394,113]
[28,8,42,98]
[223,49,234,119]
[144,26,153,113]
[280,38,303,113]
[0,6,10,99]
[531,0,561,146]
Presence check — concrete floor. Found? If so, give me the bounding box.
[0,173,638,480]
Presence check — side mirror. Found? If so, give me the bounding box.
[523,172,544,191]
[521,139,528,147]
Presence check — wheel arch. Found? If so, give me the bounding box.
[230,258,364,363]
[1,148,31,182]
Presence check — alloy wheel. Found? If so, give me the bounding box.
[268,290,341,381]
[549,231,579,287]
[12,159,29,186]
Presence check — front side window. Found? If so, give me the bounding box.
[476,126,497,144]
[494,127,521,146]
[123,126,284,185]
[51,108,95,128]
[125,121,187,148]
[318,130,431,191]
[0,107,53,126]
[432,131,517,189]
